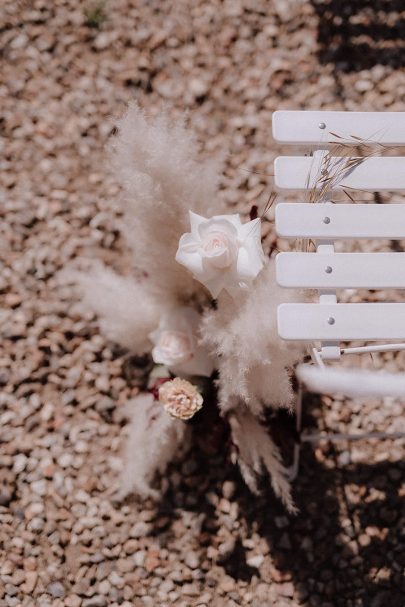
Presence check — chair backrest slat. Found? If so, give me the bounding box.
[278,303,405,341]
[272,110,405,145]
[274,156,405,191]
[276,252,405,289]
[273,110,405,356]
[276,203,405,239]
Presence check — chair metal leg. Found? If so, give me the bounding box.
[287,382,303,481]
[301,430,405,443]
[287,378,405,483]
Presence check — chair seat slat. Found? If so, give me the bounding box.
[278,303,405,341]
[276,252,405,289]
[274,156,405,191]
[276,203,405,239]
[272,110,405,145]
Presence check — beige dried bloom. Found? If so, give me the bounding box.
[158,378,203,421]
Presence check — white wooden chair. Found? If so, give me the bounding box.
[272,110,405,478]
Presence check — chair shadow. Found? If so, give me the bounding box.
[150,397,404,605]
[311,0,405,72]
[240,456,404,605]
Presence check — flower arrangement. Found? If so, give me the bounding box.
[73,104,303,512]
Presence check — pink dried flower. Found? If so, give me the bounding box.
[158,378,203,421]
[150,307,214,377]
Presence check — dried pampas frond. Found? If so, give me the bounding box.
[202,260,304,416]
[71,264,160,354]
[119,393,190,500]
[110,103,227,300]
[229,408,296,513]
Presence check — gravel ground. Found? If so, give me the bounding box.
[1,1,404,606]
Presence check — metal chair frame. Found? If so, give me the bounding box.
[272,111,405,479]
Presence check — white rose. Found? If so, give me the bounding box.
[176,211,265,298]
[150,307,214,377]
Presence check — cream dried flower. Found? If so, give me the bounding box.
[158,378,203,420]
[176,211,265,298]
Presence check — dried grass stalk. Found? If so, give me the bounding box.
[229,408,297,513]
[119,393,190,500]
[307,136,387,205]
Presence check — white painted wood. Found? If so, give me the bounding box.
[342,343,405,355]
[316,245,338,302]
[275,203,405,239]
[277,303,405,341]
[272,110,405,145]
[297,364,405,398]
[320,344,341,361]
[314,243,340,360]
[276,252,405,289]
[274,156,405,191]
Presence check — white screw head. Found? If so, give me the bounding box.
[327,317,335,325]
[319,122,326,129]
[323,216,331,224]
[325,266,333,274]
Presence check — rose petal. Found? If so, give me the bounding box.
[235,247,255,280]
[201,257,224,281]
[151,345,168,365]
[203,274,228,298]
[214,214,242,227]
[176,247,205,277]
[198,217,238,240]
[189,211,206,237]
[238,217,261,241]
[177,232,199,253]
[237,245,264,280]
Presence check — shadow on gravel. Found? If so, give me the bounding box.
[311,0,405,72]
[154,393,404,606]
[241,457,404,606]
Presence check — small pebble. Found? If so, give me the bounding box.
[47,581,65,598]
[246,555,264,568]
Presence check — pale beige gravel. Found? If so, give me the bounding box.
[1,1,404,606]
